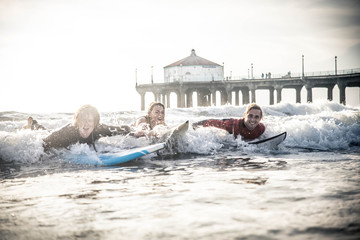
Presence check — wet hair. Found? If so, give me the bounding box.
[27,117,33,124]
[73,104,100,128]
[243,103,263,119]
[147,102,165,116]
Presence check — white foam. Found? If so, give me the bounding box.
[0,102,359,164]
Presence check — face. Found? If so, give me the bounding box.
[77,114,96,138]
[244,109,262,130]
[149,105,165,127]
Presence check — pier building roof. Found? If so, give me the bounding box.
[164,49,221,68]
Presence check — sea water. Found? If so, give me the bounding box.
[0,102,359,240]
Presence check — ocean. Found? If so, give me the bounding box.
[1,101,359,240]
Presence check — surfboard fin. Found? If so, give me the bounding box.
[163,120,189,155]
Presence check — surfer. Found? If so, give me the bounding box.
[192,103,265,140]
[42,104,131,152]
[132,102,168,138]
[23,117,46,130]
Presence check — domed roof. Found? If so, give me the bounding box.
[164,49,221,68]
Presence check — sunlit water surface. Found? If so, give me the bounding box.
[1,102,360,240]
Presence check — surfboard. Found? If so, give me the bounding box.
[248,132,287,148]
[68,121,189,166]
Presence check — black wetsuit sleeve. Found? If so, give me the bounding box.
[42,124,79,152]
[95,124,131,138]
[43,124,131,152]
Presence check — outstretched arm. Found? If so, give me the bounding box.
[43,124,78,152]
[193,119,236,134]
[97,124,131,137]
[192,119,210,130]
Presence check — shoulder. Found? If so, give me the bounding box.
[47,124,75,137]
[133,116,148,127]
[59,123,76,132]
[258,123,265,131]
[253,123,265,136]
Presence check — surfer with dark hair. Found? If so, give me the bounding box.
[132,102,167,138]
[42,104,131,152]
[192,103,265,140]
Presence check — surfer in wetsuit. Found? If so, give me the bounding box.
[132,102,167,138]
[192,103,265,140]
[23,117,46,130]
[42,104,130,152]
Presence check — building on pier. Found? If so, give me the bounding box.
[164,49,224,83]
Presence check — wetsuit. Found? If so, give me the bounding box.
[43,123,130,152]
[193,118,265,140]
[31,120,46,130]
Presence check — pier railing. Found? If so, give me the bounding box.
[230,68,360,80]
[140,68,360,84]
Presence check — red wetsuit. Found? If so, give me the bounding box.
[198,118,265,140]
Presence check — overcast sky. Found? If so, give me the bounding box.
[0,0,359,112]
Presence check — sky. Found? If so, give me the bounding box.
[0,0,359,113]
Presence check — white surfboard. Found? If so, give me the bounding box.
[248,132,287,148]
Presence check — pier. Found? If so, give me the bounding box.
[136,69,360,110]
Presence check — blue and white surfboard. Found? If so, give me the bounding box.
[68,121,189,166]
[70,142,167,166]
